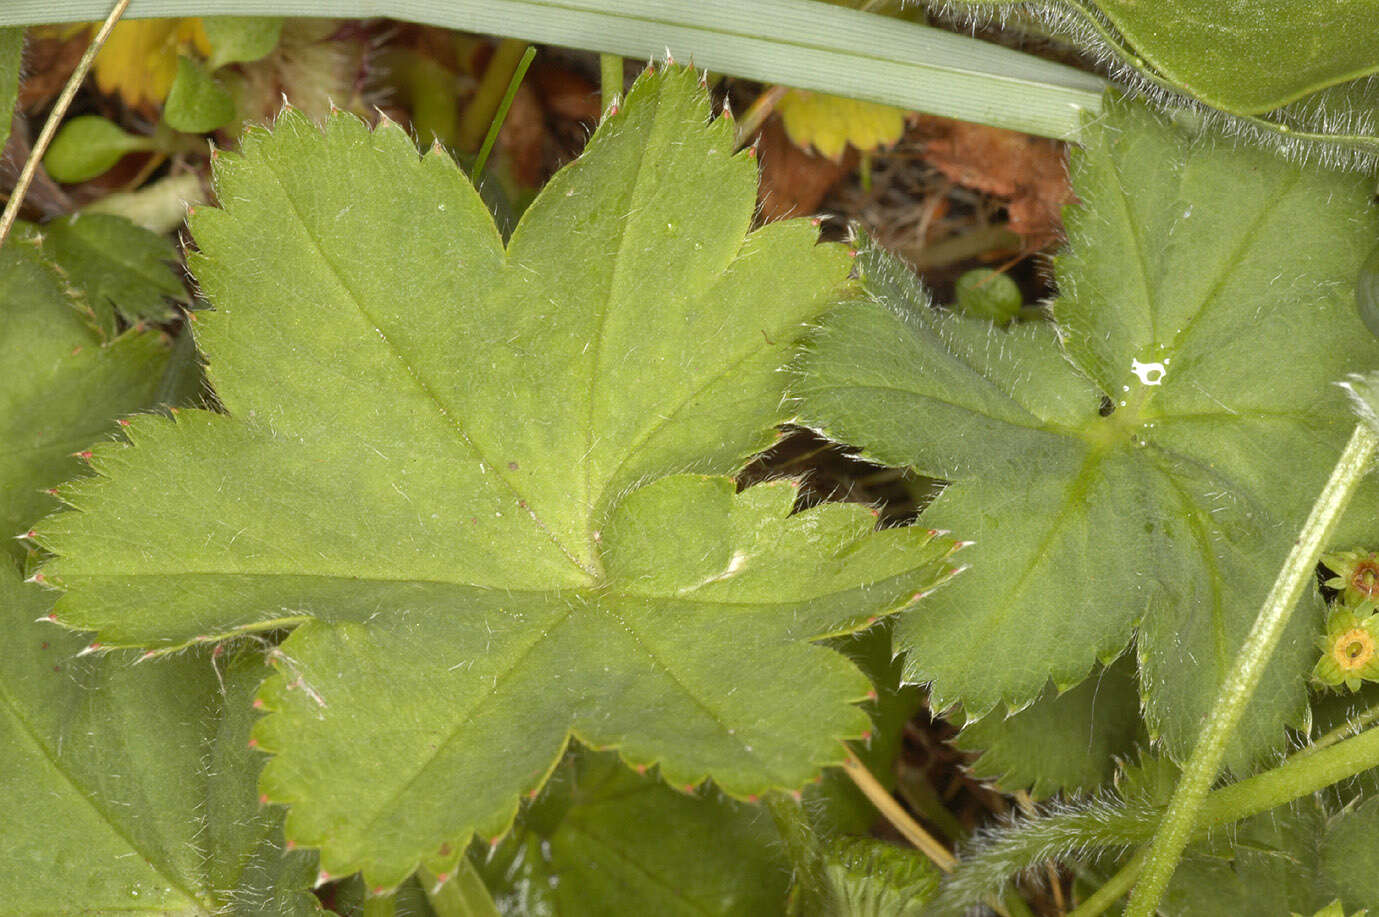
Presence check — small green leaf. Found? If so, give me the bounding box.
[955,654,1144,798]
[797,96,1379,768]
[44,114,155,183]
[820,836,940,917]
[480,748,790,914]
[30,213,185,339]
[953,268,1023,325]
[164,55,236,133]
[203,16,284,69]
[1321,796,1379,908]
[38,65,958,889]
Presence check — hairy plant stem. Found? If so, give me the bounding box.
[1300,699,1379,754]
[0,0,129,250]
[1068,851,1143,917]
[840,749,1034,917]
[764,790,823,917]
[1126,422,1379,915]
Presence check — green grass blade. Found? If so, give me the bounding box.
[6,0,1107,139]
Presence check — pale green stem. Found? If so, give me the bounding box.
[733,84,787,148]
[1127,423,1379,915]
[764,790,824,917]
[599,53,623,114]
[0,0,129,250]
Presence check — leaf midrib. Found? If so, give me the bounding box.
[64,569,926,613]
[581,87,666,577]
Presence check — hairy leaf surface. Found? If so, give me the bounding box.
[934,0,1379,114]
[22,213,185,339]
[955,654,1142,798]
[1163,798,1379,914]
[0,247,315,914]
[37,67,958,888]
[0,241,168,562]
[797,97,1379,768]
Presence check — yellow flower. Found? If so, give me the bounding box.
[1313,608,1379,692]
[775,89,906,162]
[92,19,211,108]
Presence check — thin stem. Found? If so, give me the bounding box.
[599,53,623,115]
[470,44,535,183]
[457,37,528,153]
[1127,423,1379,916]
[734,84,787,148]
[841,748,955,872]
[0,0,129,249]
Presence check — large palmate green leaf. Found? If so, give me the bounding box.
[934,0,1379,115]
[478,748,790,915]
[797,96,1379,769]
[35,66,958,889]
[0,244,317,914]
